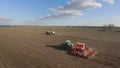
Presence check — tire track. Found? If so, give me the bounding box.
[93,53,120,68]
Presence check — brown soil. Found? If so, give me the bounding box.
[0,27,120,68]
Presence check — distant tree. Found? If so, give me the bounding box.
[108,24,115,31]
[115,27,120,32]
[99,24,107,31]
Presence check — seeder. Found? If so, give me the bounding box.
[61,40,97,59]
[71,42,97,59]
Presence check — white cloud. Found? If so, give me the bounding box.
[62,0,102,10]
[112,16,120,19]
[0,16,22,25]
[0,16,14,22]
[40,0,102,19]
[103,0,115,4]
[0,16,14,25]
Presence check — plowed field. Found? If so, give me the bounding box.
[0,27,120,68]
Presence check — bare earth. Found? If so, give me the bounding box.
[0,27,120,68]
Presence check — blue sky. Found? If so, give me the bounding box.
[0,0,120,26]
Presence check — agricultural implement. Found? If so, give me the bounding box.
[46,31,55,35]
[61,40,97,59]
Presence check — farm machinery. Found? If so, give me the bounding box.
[61,40,97,59]
[46,31,55,35]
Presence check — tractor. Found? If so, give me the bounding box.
[61,40,97,59]
[46,31,55,35]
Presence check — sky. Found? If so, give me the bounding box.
[0,0,120,26]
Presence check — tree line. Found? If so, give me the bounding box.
[99,24,120,32]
